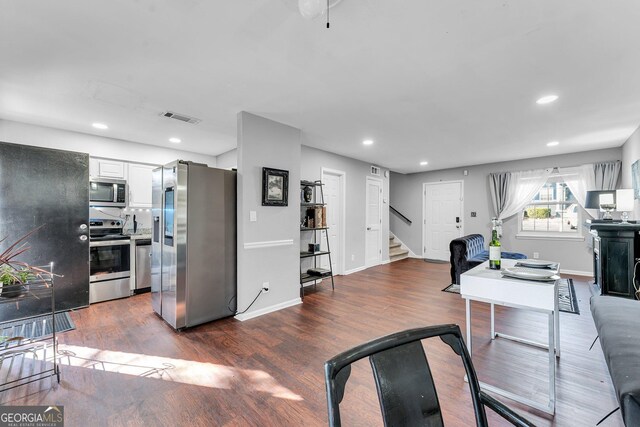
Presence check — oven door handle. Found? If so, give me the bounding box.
[90,240,131,247]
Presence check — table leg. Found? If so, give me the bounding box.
[548,311,556,413]
[490,303,495,339]
[465,298,472,355]
[554,284,561,358]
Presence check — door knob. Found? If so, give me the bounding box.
[367,227,372,230]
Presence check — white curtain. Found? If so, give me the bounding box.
[495,168,553,221]
[594,161,621,190]
[558,164,596,218]
[559,161,620,219]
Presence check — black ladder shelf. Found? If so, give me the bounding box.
[0,262,60,393]
[300,180,334,299]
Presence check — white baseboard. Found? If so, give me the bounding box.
[560,269,593,277]
[344,265,367,275]
[234,297,302,321]
[382,258,391,265]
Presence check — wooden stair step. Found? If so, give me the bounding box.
[389,248,409,257]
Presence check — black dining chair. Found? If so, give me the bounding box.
[324,324,536,427]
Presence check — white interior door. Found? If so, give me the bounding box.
[423,181,463,261]
[365,177,383,267]
[321,169,345,275]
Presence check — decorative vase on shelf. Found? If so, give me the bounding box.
[303,186,313,203]
[0,283,25,298]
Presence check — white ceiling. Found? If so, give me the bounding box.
[1,1,639,173]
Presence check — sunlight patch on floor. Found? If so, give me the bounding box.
[55,344,303,401]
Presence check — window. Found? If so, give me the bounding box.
[520,176,580,235]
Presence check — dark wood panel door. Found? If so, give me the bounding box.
[0,142,90,321]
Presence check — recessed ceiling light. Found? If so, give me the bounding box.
[169,137,181,144]
[92,122,108,130]
[547,141,559,147]
[420,161,428,166]
[536,95,559,105]
[362,139,374,146]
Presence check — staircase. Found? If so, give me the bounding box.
[389,233,409,262]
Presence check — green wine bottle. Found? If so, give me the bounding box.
[489,228,501,270]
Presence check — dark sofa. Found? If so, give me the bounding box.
[449,234,527,285]
[591,295,640,426]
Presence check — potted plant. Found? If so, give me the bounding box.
[0,225,50,298]
[0,265,35,297]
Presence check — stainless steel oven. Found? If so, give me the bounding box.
[89,219,131,303]
[90,178,127,207]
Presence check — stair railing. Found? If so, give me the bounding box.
[390,206,412,225]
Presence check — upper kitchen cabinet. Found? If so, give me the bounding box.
[128,163,155,207]
[90,158,126,179]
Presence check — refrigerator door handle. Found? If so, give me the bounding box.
[153,216,160,243]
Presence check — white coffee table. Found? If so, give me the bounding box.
[460,258,560,415]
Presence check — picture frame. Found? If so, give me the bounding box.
[633,160,640,200]
[262,167,289,206]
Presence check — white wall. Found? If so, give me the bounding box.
[390,147,622,274]
[236,112,301,320]
[217,148,237,170]
[621,126,640,219]
[300,146,391,270]
[0,119,217,166]
[0,119,218,234]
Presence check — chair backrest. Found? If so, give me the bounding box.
[324,324,487,427]
[370,340,443,426]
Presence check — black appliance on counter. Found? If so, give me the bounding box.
[89,218,130,303]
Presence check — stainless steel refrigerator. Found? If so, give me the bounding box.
[151,160,236,329]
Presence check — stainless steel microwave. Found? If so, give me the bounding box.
[89,178,127,207]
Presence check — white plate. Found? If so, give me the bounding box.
[516,260,556,268]
[502,271,560,282]
[502,267,557,280]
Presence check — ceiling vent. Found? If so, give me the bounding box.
[370,166,381,176]
[161,111,201,125]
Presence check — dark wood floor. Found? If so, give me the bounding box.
[2,259,622,426]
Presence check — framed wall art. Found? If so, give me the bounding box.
[262,167,289,206]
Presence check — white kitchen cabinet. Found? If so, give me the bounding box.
[90,158,126,179]
[128,163,155,207]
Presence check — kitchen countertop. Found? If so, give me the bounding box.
[126,234,152,241]
[124,227,152,240]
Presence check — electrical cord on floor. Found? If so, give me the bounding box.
[596,406,620,426]
[228,288,264,315]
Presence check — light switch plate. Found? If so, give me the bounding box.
[250,211,257,222]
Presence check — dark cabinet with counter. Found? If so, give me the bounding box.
[590,222,640,299]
